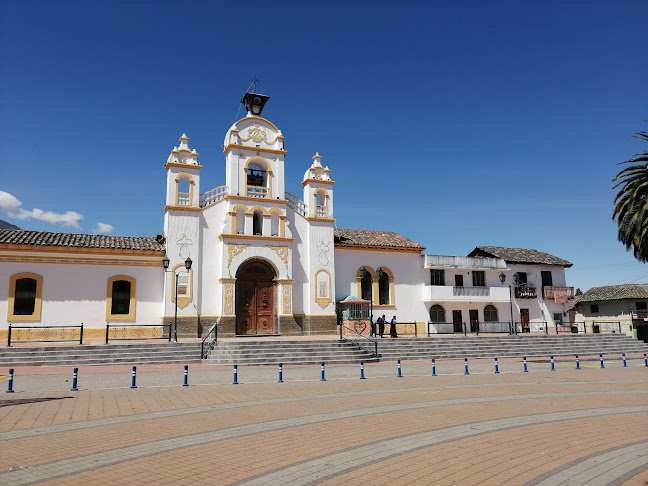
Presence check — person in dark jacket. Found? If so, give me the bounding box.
[389,316,398,338]
[378,315,386,338]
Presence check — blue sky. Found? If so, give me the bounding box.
[1,0,646,292]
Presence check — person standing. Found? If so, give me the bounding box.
[378,315,386,338]
[390,315,398,338]
[370,316,376,337]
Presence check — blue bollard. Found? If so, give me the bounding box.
[397,359,402,378]
[183,365,189,387]
[360,361,365,380]
[233,364,238,385]
[71,367,78,391]
[321,362,326,381]
[550,355,555,371]
[575,354,580,370]
[6,368,14,393]
[494,357,499,374]
[600,354,605,369]
[131,366,137,389]
[432,358,436,376]
[523,356,528,373]
[644,353,647,367]
[278,363,283,383]
[623,353,627,368]
[464,357,469,375]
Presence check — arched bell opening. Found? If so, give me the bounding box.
[235,259,277,335]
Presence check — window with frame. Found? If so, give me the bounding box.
[361,272,372,302]
[378,272,390,305]
[110,280,132,315]
[472,271,486,287]
[14,277,37,316]
[590,304,599,313]
[484,305,498,322]
[429,304,446,323]
[516,272,528,285]
[553,313,562,324]
[8,273,43,321]
[430,269,445,286]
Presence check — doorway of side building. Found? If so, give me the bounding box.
[637,324,648,343]
[453,310,463,333]
[520,308,530,333]
[236,260,276,335]
[469,309,479,333]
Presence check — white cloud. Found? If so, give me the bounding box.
[93,222,115,234]
[0,190,84,228]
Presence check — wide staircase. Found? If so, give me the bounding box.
[0,342,203,367]
[204,334,648,366]
[204,339,377,366]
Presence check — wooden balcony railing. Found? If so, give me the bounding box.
[543,286,575,300]
[631,311,648,319]
[515,286,537,299]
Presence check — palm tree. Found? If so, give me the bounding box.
[613,129,648,262]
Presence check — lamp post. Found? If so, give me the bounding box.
[499,272,516,335]
[163,256,192,342]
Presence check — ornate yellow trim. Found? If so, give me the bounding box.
[8,272,43,322]
[302,179,335,186]
[335,244,423,253]
[377,266,396,307]
[220,234,294,242]
[282,283,291,314]
[306,217,335,223]
[171,264,192,310]
[233,115,280,132]
[224,144,286,156]
[276,279,294,284]
[226,195,288,204]
[165,162,202,171]
[314,268,332,309]
[266,245,289,269]
[105,275,136,321]
[219,278,237,283]
[223,283,234,316]
[355,266,375,302]
[227,244,250,267]
[165,205,202,213]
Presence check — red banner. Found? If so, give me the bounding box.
[554,290,568,304]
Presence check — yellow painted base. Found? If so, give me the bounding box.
[0,326,166,344]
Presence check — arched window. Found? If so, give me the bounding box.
[361,271,372,302]
[315,189,327,217]
[429,305,446,323]
[378,271,390,305]
[270,210,279,236]
[175,173,193,206]
[106,276,136,321]
[252,209,263,236]
[8,273,43,321]
[236,207,246,234]
[484,305,498,322]
[247,163,266,187]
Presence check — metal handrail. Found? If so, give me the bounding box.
[105,323,172,343]
[201,322,218,359]
[338,323,379,358]
[8,324,84,346]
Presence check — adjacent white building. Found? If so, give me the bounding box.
[0,91,576,341]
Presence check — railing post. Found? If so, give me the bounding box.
[618,322,621,334]
[321,362,326,381]
[183,365,189,387]
[131,366,137,389]
[79,324,84,344]
[464,357,469,375]
[463,322,467,336]
[523,356,528,372]
[6,369,14,393]
[339,323,342,340]
[7,324,12,347]
[360,361,365,380]
[432,358,436,376]
[414,322,417,338]
[545,322,548,335]
[105,324,110,344]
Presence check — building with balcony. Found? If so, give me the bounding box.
[569,284,648,340]
[0,90,578,341]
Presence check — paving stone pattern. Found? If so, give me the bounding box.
[0,364,646,485]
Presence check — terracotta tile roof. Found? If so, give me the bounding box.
[0,230,165,251]
[468,246,572,268]
[334,228,425,250]
[572,284,648,304]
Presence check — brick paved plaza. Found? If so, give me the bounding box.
[0,359,647,485]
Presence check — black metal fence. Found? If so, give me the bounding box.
[8,324,84,346]
[392,322,417,337]
[591,321,622,334]
[515,321,548,334]
[105,323,171,343]
[427,322,458,335]
[555,322,586,334]
[478,321,513,334]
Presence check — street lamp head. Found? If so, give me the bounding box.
[162,256,170,270]
[376,267,384,278]
[499,272,506,284]
[360,266,369,279]
[184,257,192,270]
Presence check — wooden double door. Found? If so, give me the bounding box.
[236,262,275,335]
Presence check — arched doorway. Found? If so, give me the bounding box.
[236,260,276,335]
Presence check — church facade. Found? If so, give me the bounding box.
[0,92,575,341]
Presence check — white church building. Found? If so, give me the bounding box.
[0,92,575,341]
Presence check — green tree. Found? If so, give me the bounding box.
[613,129,648,262]
[575,288,582,296]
